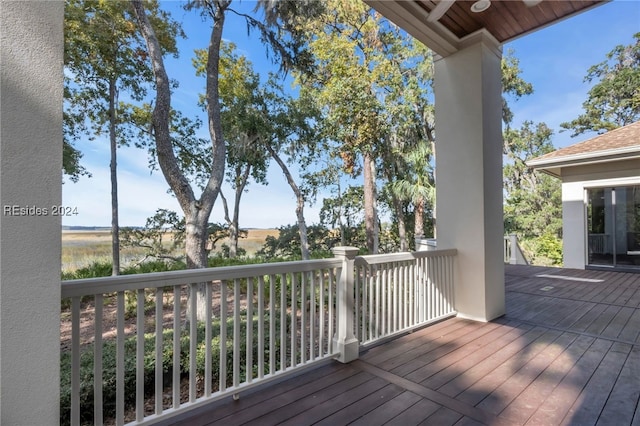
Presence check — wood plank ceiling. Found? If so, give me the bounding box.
[365,0,606,56]
[428,0,604,43]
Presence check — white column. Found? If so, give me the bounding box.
[331,246,359,363]
[562,182,586,269]
[434,33,505,321]
[1,2,63,424]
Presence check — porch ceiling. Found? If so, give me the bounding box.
[364,0,606,56]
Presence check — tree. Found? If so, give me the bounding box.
[319,185,367,248]
[120,209,186,264]
[561,32,640,135]
[259,78,325,260]
[194,42,269,258]
[503,121,562,264]
[389,141,434,240]
[296,0,400,254]
[65,0,181,274]
[133,0,321,319]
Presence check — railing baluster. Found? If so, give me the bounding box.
[269,274,276,375]
[290,273,297,368]
[247,277,254,383]
[136,288,145,422]
[220,281,228,392]
[155,288,163,415]
[301,272,307,364]
[393,262,399,333]
[279,273,286,371]
[233,279,240,388]
[189,284,197,403]
[71,296,80,426]
[205,281,212,397]
[375,265,381,340]
[258,276,265,379]
[94,294,103,426]
[116,291,125,426]
[310,271,316,361]
[319,270,325,356]
[328,269,335,354]
[172,286,180,409]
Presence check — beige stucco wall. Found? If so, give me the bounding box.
[1,2,63,423]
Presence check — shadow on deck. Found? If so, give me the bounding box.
[161,265,640,426]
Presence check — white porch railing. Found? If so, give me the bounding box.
[354,249,457,347]
[61,258,342,425]
[60,247,459,425]
[504,234,529,265]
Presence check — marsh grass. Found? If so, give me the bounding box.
[62,229,278,273]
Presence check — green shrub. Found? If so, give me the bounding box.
[62,261,113,280]
[60,314,277,425]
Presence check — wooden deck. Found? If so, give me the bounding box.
[167,265,640,426]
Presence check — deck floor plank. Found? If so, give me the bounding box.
[273,376,389,426]
[402,322,517,382]
[383,398,441,425]
[453,328,564,407]
[618,307,640,344]
[349,390,423,426]
[375,321,492,373]
[389,322,502,377]
[313,383,405,426]
[525,337,613,426]
[436,325,547,398]
[475,331,578,416]
[601,306,636,339]
[420,323,533,392]
[419,406,464,426]
[596,345,640,426]
[497,334,595,424]
[561,342,632,426]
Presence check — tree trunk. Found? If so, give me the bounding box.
[391,193,408,251]
[295,196,310,261]
[414,197,425,240]
[363,152,379,254]
[265,143,310,260]
[337,181,346,246]
[231,165,250,258]
[109,79,120,275]
[185,209,209,322]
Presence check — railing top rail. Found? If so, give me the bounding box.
[61,258,342,298]
[355,248,457,267]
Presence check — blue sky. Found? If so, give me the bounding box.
[62,0,640,228]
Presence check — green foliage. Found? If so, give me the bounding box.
[62,261,113,280]
[257,224,337,260]
[561,32,640,135]
[504,121,562,241]
[501,49,534,125]
[521,233,563,266]
[63,0,183,181]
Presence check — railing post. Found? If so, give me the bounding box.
[509,234,518,265]
[332,246,360,363]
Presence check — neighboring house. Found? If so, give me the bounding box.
[528,121,640,271]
